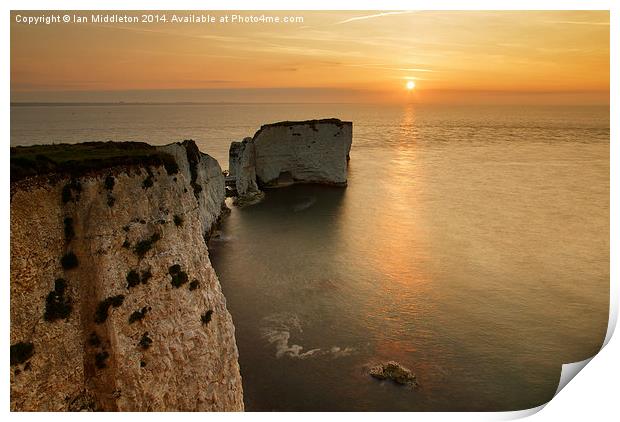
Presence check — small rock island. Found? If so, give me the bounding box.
[369,361,418,389]
[227,118,353,205]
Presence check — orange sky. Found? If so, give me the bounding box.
[10,10,610,104]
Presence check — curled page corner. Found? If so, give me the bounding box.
[494,403,546,420]
[496,355,600,420]
[603,295,618,348]
[535,302,619,413]
[554,357,594,396]
[495,359,592,420]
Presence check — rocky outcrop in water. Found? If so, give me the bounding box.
[369,361,418,388]
[10,141,243,411]
[227,137,264,206]
[228,118,352,204]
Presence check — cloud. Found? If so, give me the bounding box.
[344,63,435,72]
[336,11,415,25]
[383,67,434,72]
[544,20,609,26]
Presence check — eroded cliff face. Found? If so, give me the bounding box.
[227,119,352,205]
[228,138,264,206]
[252,119,352,187]
[10,141,243,411]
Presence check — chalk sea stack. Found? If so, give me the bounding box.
[228,118,353,205]
[227,137,264,206]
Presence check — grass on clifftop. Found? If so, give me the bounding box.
[11,141,179,183]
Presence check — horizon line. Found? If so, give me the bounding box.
[10,100,610,107]
[10,88,610,93]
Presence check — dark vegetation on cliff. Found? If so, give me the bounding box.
[94,295,125,324]
[88,332,101,347]
[104,175,116,207]
[201,310,214,326]
[95,351,110,369]
[104,175,115,190]
[62,179,82,203]
[141,270,153,283]
[11,141,179,184]
[44,278,72,321]
[126,270,141,288]
[61,252,79,269]
[182,140,203,199]
[139,332,153,349]
[168,264,189,288]
[126,270,153,289]
[133,233,161,258]
[64,217,75,241]
[129,307,149,324]
[142,168,155,189]
[10,342,35,366]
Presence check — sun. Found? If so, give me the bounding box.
[406,80,416,90]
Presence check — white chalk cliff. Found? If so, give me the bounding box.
[228,137,264,206]
[10,141,243,411]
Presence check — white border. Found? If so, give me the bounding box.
[1,1,617,11]
[2,1,617,420]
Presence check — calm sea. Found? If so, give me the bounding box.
[11,103,610,411]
